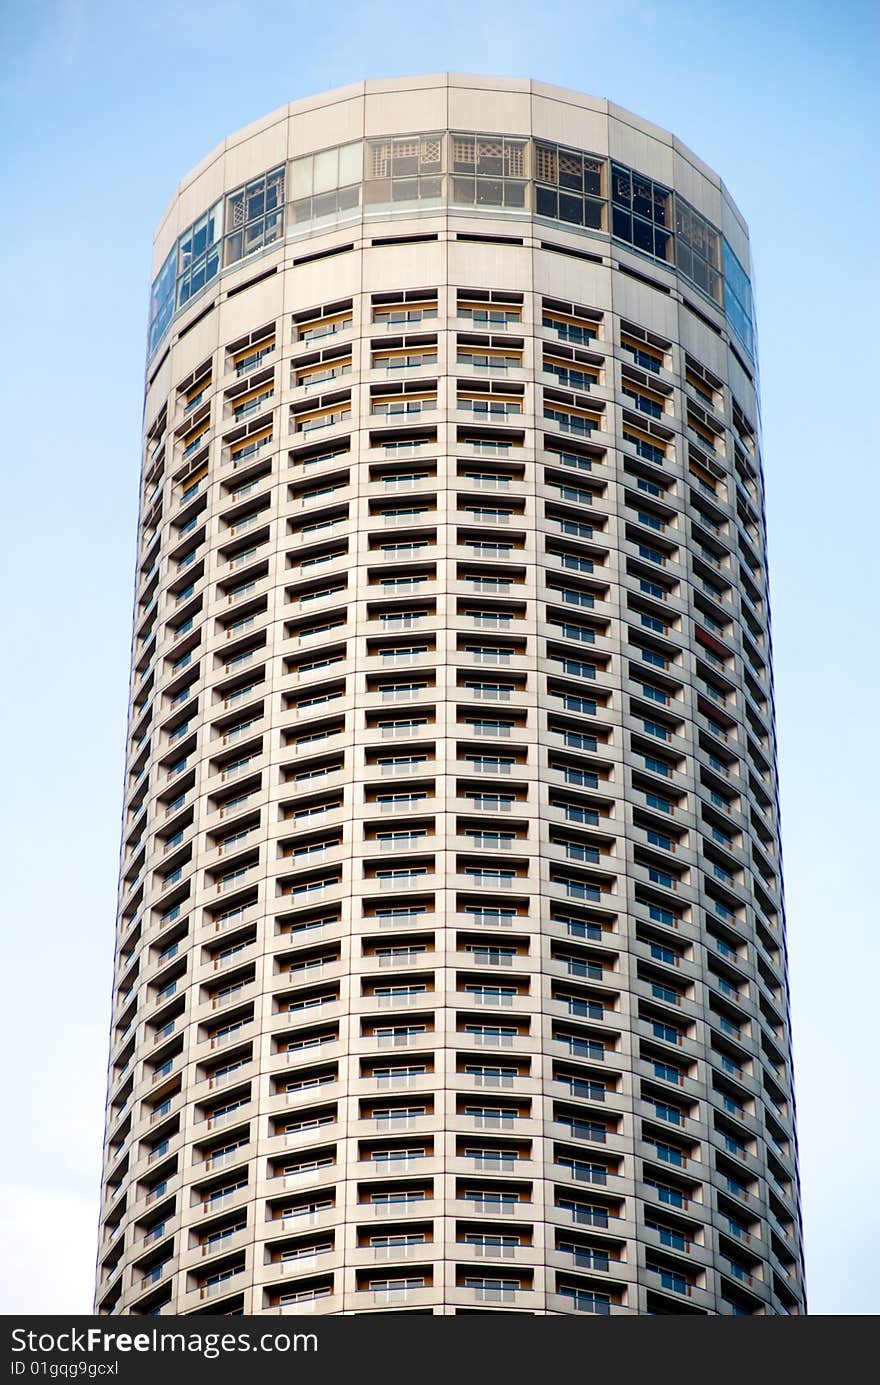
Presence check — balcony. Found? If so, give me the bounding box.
[376,833,429,850]
[375,797,430,816]
[183,434,208,460]
[465,685,512,701]
[231,436,270,466]
[375,950,427,968]
[374,990,427,1008]
[370,1240,427,1258]
[235,346,274,376]
[467,950,514,967]
[374,1031,428,1049]
[369,1283,427,1305]
[378,760,429,777]
[199,1268,244,1299]
[375,1072,427,1089]
[462,1283,517,1303]
[557,1289,611,1314]
[202,1143,248,1172]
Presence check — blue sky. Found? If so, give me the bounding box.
[0,0,877,1314]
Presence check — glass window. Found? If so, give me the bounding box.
[148,245,176,357]
[146,129,744,381]
[723,239,756,359]
[451,134,524,177]
[534,140,605,229]
[224,166,284,266]
[675,196,723,303]
[449,134,528,210]
[611,163,673,263]
[369,134,442,177]
[175,200,222,311]
[364,134,444,210]
[313,148,338,194]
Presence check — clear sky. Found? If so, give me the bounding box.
[1,0,877,1315]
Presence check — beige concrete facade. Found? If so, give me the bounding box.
[96,77,806,1316]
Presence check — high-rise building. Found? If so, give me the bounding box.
[96,76,805,1317]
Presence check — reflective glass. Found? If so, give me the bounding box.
[339,140,363,184]
[674,195,723,302]
[313,148,338,194]
[476,178,504,206]
[583,197,603,229]
[723,239,756,358]
[147,128,744,364]
[291,153,313,198]
[632,216,653,253]
[148,245,176,357]
[654,225,672,261]
[632,175,653,219]
[559,150,583,190]
[246,179,265,219]
[559,191,584,225]
[652,185,671,227]
[612,165,631,206]
[536,185,557,217]
[612,163,673,263]
[222,167,284,268]
[612,205,631,241]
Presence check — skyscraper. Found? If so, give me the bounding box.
[96,76,806,1316]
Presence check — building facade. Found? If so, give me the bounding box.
[96,76,806,1316]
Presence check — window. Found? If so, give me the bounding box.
[372,1026,427,1043]
[465,986,521,1008]
[652,1100,684,1125]
[545,402,600,438]
[652,1021,682,1045]
[372,392,437,416]
[611,164,672,262]
[623,384,665,418]
[374,907,426,923]
[290,142,362,225]
[559,1285,611,1314]
[653,1060,684,1084]
[367,1190,426,1205]
[233,386,273,421]
[173,201,223,314]
[148,245,177,357]
[651,1266,690,1294]
[553,589,595,614]
[668,202,722,309]
[466,946,516,964]
[366,135,444,207]
[650,976,679,1002]
[464,1024,518,1041]
[723,240,756,358]
[465,906,516,926]
[624,428,666,464]
[544,362,599,394]
[652,1140,686,1166]
[450,134,528,209]
[556,694,597,715]
[468,830,515,848]
[458,351,521,372]
[534,143,604,228]
[557,553,594,576]
[372,984,427,1000]
[556,622,595,645]
[224,166,284,267]
[646,1179,686,1209]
